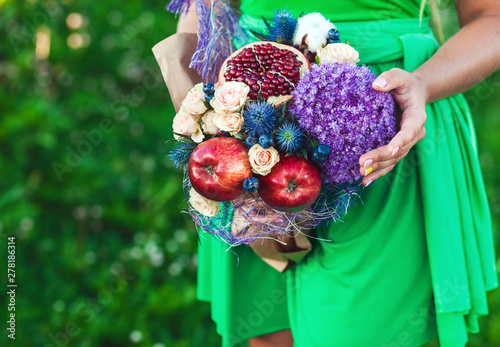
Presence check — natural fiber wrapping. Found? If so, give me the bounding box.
[152,33,203,112]
[250,233,312,272]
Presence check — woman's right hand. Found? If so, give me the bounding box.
[358,68,428,186]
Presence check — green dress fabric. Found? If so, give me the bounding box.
[197,1,498,346]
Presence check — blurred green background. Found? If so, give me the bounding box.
[0,0,498,346]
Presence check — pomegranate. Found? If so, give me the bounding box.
[258,155,321,212]
[219,41,310,104]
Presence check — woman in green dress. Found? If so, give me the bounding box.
[175,0,499,346]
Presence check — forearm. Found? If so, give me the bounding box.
[414,13,500,104]
[177,2,199,33]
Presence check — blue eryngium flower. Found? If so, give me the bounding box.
[252,9,298,45]
[276,123,305,154]
[267,9,298,45]
[168,141,197,169]
[243,101,279,136]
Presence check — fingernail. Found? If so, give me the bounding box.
[363,159,373,168]
[373,77,387,88]
[391,146,400,156]
[365,167,373,176]
[365,180,373,187]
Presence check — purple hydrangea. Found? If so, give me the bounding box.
[291,63,396,183]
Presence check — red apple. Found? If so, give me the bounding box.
[258,155,321,212]
[188,137,252,201]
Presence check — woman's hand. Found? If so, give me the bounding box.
[358,68,428,186]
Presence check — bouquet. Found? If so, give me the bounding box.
[163,7,396,250]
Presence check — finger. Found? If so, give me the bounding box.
[372,68,408,92]
[386,112,426,157]
[359,128,421,173]
[359,114,425,168]
[362,164,395,186]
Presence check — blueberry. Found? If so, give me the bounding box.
[216,130,231,137]
[328,29,340,40]
[203,82,214,94]
[328,38,341,44]
[243,177,259,192]
[259,133,274,149]
[313,147,328,163]
[317,144,331,157]
[246,135,258,148]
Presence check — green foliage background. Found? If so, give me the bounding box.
[0,0,498,346]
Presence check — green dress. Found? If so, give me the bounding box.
[196,1,499,346]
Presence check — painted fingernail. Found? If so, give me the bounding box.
[391,146,400,156]
[363,159,373,168]
[373,77,387,88]
[365,180,373,187]
[365,167,373,176]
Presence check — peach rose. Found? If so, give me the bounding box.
[181,83,208,115]
[172,110,204,143]
[248,144,280,176]
[210,81,250,113]
[189,188,220,217]
[213,112,244,135]
[201,111,219,135]
[316,43,360,65]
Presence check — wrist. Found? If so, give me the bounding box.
[411,69,431,105]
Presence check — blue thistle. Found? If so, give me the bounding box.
[168,141,197,169]
[276,123,305,154]
[251,9,297,45]
[243,101,279,136]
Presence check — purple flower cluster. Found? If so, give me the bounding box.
[291,63,396,183]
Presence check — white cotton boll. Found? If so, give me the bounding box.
[293,13,336,52]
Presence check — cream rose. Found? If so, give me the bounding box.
[248,145,280,176]
[316,43,360,65]
[210,81,250,113]
[181,83,208,115]
[213,112,244,135]
[172,110,204,143]
[189,188,220,217]
[201,111,219,135]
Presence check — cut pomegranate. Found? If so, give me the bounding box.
[219,41,310,105]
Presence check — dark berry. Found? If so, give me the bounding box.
[259,133,274,149]
[328,29,340,40]
[216,130,231,137]
[328,38,341,44]
[317,144,331,157]
[313,147,328,163]
[245,135,258,148]
[203,82,214,94]
[243,177,259,192]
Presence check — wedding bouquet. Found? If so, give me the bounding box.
[163,7,396,249]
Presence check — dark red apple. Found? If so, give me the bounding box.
[188,137,252,201]
[258,155,321,212]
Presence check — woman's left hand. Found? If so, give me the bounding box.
[358,68,428,186]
